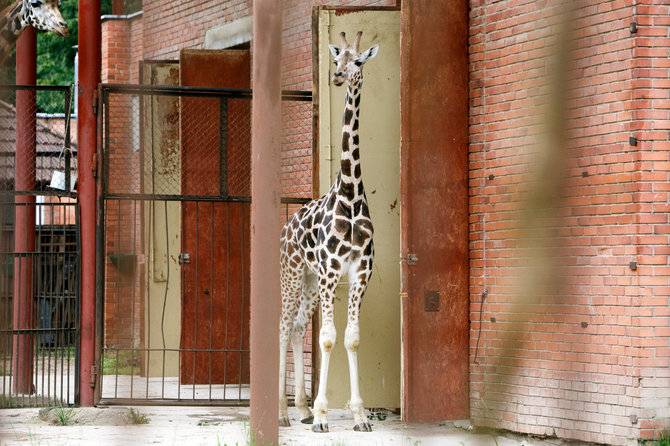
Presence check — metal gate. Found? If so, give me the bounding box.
[97,84,311,405]
[0,85,79,408]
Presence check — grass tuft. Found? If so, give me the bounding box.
[53,403,75,426]
[129,407,150,424]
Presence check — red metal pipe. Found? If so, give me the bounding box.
[250,0,283,442]
[77,0,101,407]
[12,27,37,395]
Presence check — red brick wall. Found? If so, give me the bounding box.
[469,0,669,443]
[142,1,251,61]
[101,15,144,349]
[631,2,670,441]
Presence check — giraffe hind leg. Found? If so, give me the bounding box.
[279,258,302,427]
[293,271,318,424]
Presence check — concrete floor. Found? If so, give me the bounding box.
[0,405,594,446]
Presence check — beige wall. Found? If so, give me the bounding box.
[317,9,401,408]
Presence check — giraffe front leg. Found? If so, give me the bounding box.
[345,268,372,432]
[345,323,371,432]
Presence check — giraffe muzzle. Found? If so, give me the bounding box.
[332,74,345,86]
[51,21,69,37]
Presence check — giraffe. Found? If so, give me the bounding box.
[279,30,379,433]
[0,0,69,66]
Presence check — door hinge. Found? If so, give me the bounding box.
[92,153,98,178]
[90,364,98,388]
[178,253,191,264]
[403,253,418,266]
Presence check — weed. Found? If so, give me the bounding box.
[129,407,150,424]
[658,430,670,446]
[53,403,75,426]
[216,432,239,446]
[405,433,421,446]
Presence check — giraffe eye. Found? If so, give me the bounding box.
[30,0,42,6]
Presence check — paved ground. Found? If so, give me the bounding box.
[0,406,593,446]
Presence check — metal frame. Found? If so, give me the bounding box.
[97,84,311,406]
[0,84,80,408]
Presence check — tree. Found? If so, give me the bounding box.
[37,0,113,113]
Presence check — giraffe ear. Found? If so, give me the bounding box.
[358,44,379,64]
[328,45,340,58]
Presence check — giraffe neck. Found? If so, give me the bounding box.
[337,83,364,201]
[0,0,28,66]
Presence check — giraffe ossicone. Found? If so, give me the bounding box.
[0,0,69,66]
[279,30,379,433]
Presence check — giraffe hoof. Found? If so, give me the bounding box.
[312,423,329,433]
[300,415,314,424]
[279,416,291,427]
[354,422,372,432]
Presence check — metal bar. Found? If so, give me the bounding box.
[208,201,214,401]
[114,198,121,398]
[0,85,70,92]
[99,193,310,204]
[97,398,251,407]
[219,98,228,198]
[192,201,199,399]
[13,26,37,396]
[144,200,152,399]
[250,0,283,441]
[74,200,82,404]
[78,0,101,408]
[101,83,311,100]
[161,199,168,400]
[130,198,138,399]
[238,202,246,401]
[223,202,230,398]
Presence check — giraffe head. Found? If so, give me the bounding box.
[329,31,379,87]
[21,0,69,37]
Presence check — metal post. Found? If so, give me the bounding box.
[12,27,37,395]
[250,0,283,442]
[77,0,101,406]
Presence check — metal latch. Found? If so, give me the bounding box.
[404,253,418,266]
[178,253,191,264]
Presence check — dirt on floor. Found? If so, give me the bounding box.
[38,406,149,426]
[0,406,601,446]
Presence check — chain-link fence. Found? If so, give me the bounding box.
[0,85,79,408]
[98,84,312,404]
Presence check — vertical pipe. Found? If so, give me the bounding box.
[77,0,101,407]
[12,27,37,395]
[250,0,282,443]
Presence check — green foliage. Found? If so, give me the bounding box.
[658,430,670,446]
[2,0,146,112]
[102,349,140,375]
[36,0,113,113]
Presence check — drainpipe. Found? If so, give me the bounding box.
[77,0,100,407]
[250,0,282,442]
[12,27,37,395]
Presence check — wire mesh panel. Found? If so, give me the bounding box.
[99,84,311,405]
[0,85,79,408]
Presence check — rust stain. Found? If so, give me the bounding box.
[389,198,397,212]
